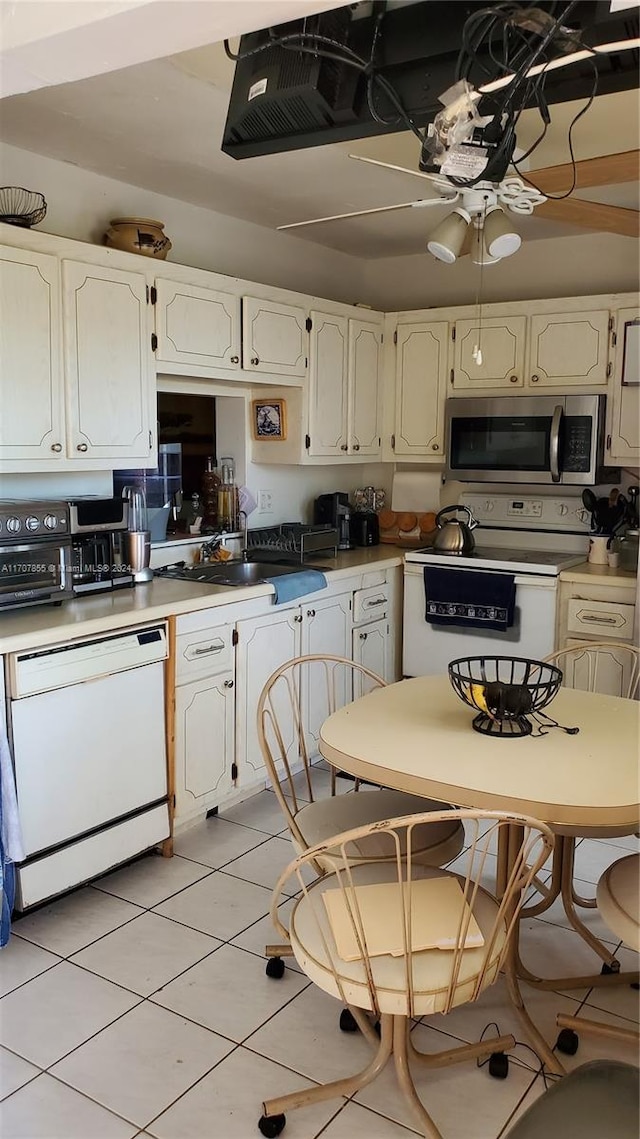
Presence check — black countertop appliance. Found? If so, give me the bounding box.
[350,510,380,547]
[313,492,353,550]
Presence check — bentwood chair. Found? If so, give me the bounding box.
[257,655,465,981]
[258,809,556,1139]
[523,643,640,975]
[504,1060,639,1139]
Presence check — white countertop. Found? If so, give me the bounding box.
[0,547,404,655]
[559,561,637,587]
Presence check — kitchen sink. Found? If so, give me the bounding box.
[157,560,319,588]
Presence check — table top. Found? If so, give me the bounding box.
[319,676,640,832]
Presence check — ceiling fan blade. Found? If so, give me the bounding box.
[524,149,639,195]
[535,197,639,238]
[348,153,445,186]
[277,197,452,231]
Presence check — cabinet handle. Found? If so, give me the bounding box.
[192,641,224,656]
[76,443,88,452]
[251,356,259,366]
[230,355,239,364]
[50,443,63,453]
[531,374,539,383]
[224,679,234,688]
[431,443,439,451]
[582,614,617,625]
[149,430,153,449]
[294,614,303,622]
[340,443,348,451]
[509,375,518,384]
[359,632,368,640]
[307,609,316,617]
[353,443,360,452]
[365,598,386,608]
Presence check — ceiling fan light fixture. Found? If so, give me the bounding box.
[427,208,471,264]
[470,225,502,266]
[483,205,522,258]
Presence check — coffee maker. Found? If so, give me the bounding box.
[313,492,353,550]
[67,497,133,594]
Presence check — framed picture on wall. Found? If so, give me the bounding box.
[251,398,287,441]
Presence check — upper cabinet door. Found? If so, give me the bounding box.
[608,307,639,464]
[394,321,449,457]
[528,310,610,387]
[154,279,241,370]
[348,319,382,457]
[452,316,526,389]
[242,296,307,377]
[0,246,65,462]
[308,311,348,456]
[63,261,154,463]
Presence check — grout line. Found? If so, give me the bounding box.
[495,1067,544,1139]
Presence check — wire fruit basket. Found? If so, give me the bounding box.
[0,187,47,228]
[448,656,563,738]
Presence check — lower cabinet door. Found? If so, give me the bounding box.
[174,672,235,818]
[564,638,636,699]
[235,609,302,784]
[301,592,352,752]
[353,619,390,696]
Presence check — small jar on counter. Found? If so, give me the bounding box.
[618,529,639,572]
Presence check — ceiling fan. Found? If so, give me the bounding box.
[277,148,639,264]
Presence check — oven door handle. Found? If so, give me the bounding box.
[550,405,563,484]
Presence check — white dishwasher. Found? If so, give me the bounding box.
[7,623,170,909]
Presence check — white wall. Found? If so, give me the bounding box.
[0,143,366,304]
[361,231,640,312]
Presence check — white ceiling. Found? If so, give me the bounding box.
[0,31,637,260]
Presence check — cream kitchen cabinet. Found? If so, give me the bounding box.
[527,310,611,388]
[393,320,449,459]
[307,312,382,458]
[242,296,307,378]
[0,245,64,463]
[353,619,390,695]
[452,315,527,390]
[153,278,241,372]
[562,638,637,699]
[235,607,302,785]
[556,573,637,698]
[173,618,236,823]
[607,307,639,464]
[301,592,352,750]
[63,260,156,463]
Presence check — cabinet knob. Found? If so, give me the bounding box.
[531,374,539,383]
[431,443,439,451]
[230,355,239,364]
[509,375,518,384]
[294,614,303,622]
[359,632,368,640]
[353,443,360,452]
[306,609,316,618]
[251,356,259,366]
[50,443,63,453]
[224,679,234,688]
[76,443,88,452]
[340,443,348,452]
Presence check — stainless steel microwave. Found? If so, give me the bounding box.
[445,394,610,485]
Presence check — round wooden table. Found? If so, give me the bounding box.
[320,676,640,990]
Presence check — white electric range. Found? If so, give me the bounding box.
[403,492,590,677]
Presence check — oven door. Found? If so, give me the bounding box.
[445,396,565,484]
[0,541,72,609]
[402,563,558,677]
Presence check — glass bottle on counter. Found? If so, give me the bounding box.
[217,456,239,532]
[201,456,221,533]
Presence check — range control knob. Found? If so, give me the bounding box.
[483,500,495,513]
[556,503,569,516]
[44,514,58,530]
[25,515,40,531]
[6,517,21,533]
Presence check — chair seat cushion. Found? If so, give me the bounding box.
[292,789,464,869]
[596,853,640,952]
[504,1060,639,1139]
[289,862,506,1017]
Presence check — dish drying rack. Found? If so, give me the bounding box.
[247,523,338,562]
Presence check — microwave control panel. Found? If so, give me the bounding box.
[563,416,593,473]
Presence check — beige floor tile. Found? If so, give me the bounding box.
[153,870,272,941]
[223,835,301,894]
[533,875,621,946]
[579,959,640,1024]
[173,816,271,868]
[496,1072,548,1138]
[246,985,374,1084]
[146,1044,340,1139]
[220,790,293,835]
[13,888,143,957]
[151,942,308,1041]
[70,912,219,997]
[355,1020,538,1138]
[94,853,212,908]
[0,961,139,1068]
[0,936,60,998]
[230,897,302,972]
[321,1102,418,1137]
[50,1002,232,1129]
[557,1003,640,1071]
[599,833,640,853]
[573,839,627,886]
[0,1048,40,1101]
[0,1073,138,1138]
[517,916,629,988]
